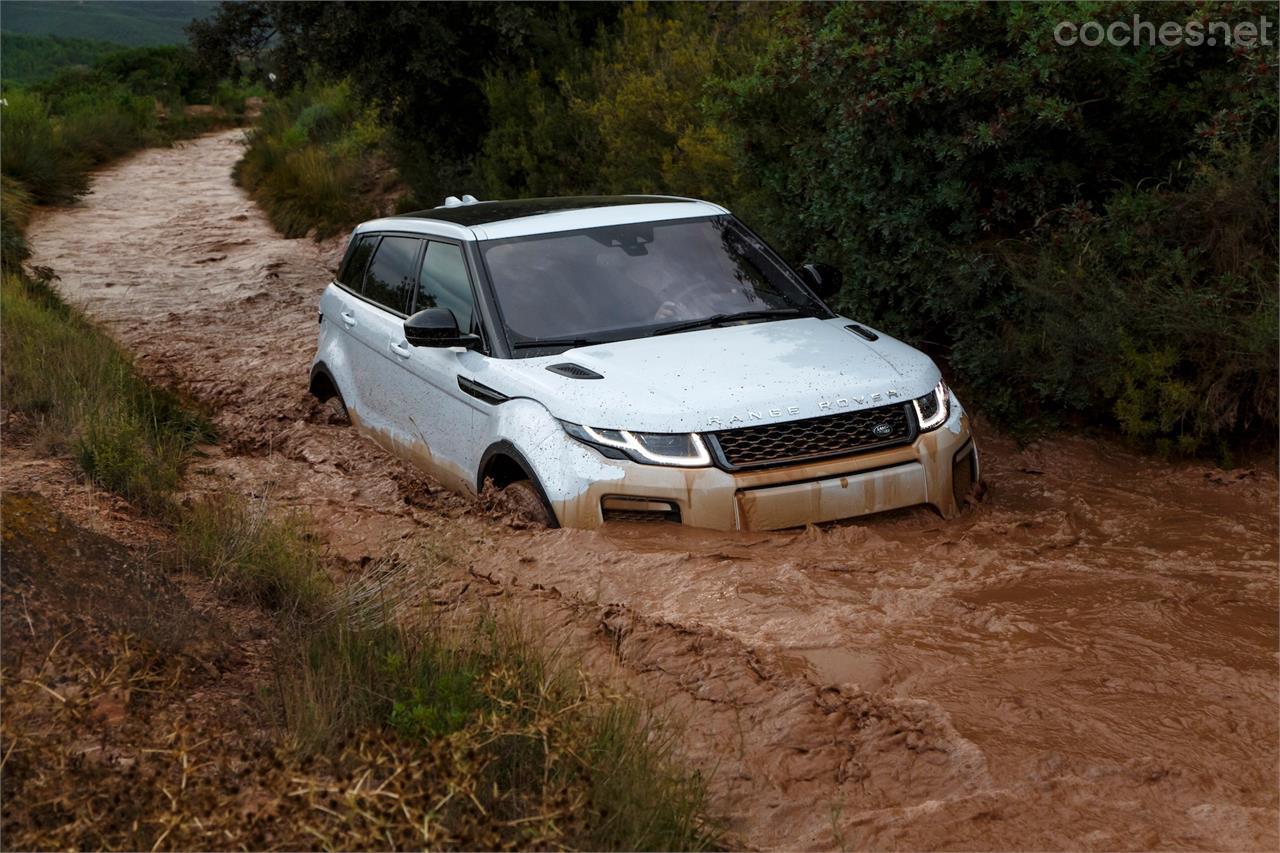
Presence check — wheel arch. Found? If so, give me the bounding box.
[478,440,559,528]
[309,361,340,403]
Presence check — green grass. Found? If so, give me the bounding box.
[175,494,331,616]
[276,602,720,850]
[0,273,212,513]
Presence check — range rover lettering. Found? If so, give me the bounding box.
[309,195,979,530]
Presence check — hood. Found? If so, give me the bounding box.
[471,317,941,433]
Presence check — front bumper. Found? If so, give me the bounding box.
[542,402,977,531]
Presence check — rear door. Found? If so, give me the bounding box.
[327,233,380,419]
[347,233,423,442]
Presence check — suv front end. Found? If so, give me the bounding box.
[509,375,976,531]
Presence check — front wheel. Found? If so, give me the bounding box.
[502,480,555,528]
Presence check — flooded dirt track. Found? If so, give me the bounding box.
[24,130,1280,851]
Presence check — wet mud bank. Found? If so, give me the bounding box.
[23,130,1280,850]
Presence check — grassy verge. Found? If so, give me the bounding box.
[1,244,717,853]
[0,273,212,513]
[277,604,717,849]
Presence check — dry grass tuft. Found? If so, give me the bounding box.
[175,492,331,617]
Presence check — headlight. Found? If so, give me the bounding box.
[912,380,950,431]
[561,422,711,467]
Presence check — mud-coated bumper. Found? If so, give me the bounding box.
[541,402,978,531]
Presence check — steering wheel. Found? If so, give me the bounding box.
[650,277,714,321]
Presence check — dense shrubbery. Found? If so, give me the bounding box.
[480,2,764,202]
[728,2,1277,452]
[210,0,1277,454]
[233,81,391,238]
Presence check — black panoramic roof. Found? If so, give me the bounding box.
[392,195,690,227]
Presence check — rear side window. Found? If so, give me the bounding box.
[362,235,421,315]
[417,241,474,333]
[338,234,377,287]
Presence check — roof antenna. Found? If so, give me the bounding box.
[461,194,479,204]
[443,196,462,208]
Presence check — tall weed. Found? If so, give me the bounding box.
[175,494,330,616]
[0,90,88,203]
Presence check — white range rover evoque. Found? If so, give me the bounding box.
[310,195,978,530]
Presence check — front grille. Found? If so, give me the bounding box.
[708,403,913,469]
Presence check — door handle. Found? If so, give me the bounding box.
[340,311,356,327]
[390,340,412,359]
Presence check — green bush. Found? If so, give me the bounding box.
[56,88,157,166]
[974,145,1278,451]
[0,90,89,203]
[235,82,381,238]
[480,2,763,201]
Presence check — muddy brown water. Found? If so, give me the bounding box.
[24,130,1279,850]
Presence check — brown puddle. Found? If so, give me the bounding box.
[22,129,1280,851]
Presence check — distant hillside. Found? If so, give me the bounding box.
[0,1,215,46]
[1,31,127,85]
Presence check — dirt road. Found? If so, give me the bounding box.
[25,130,1279,850]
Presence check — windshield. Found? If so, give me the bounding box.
[480,215,827,354]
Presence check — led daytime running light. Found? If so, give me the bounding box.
[582,425,711,466]
[913,381,949,431]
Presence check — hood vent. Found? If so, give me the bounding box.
[547,362,603,380]
[845,323,879,342]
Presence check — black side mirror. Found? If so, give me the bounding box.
[405,307,480,349]
[800,262,843,301]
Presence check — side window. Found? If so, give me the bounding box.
[362,235,421,315]
[338,234,378,288]
[417,241,474,333]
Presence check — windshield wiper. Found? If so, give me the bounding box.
[511,338,605,350]
[651,307,806,337]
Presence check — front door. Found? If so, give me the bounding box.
[383,239,485,493]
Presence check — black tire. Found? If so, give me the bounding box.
[503,479,554,527]
[326,391,350,423]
